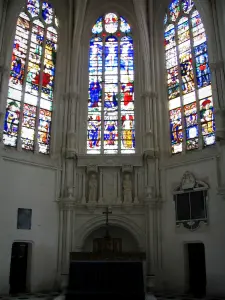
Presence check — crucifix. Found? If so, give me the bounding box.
[103,207,112,239]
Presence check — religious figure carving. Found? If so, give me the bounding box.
[123,173,132,203]
[88,173,98,203]
[181,171,196,190]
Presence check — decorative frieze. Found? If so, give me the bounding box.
[77,154,143,167]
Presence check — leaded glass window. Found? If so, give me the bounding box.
[3,0,58,154]
[165,0,215,154]
[87,13,135,154]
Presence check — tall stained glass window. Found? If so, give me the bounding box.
[165,0,215,154]
[3,0,58,154]
[87,13,135,154]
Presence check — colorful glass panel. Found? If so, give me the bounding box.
[88,13,134,154]
[104,13,118,34]
[92,17,103,34]
[120,16,131,33]
[4,0,58,153]
[27,0,40,17]
[42,2,53,24]
[169,0,180,22]
[182,0,194,14]
[165,0,215,153]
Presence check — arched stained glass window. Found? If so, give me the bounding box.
[87,13,135,154]
[164,0,215,154]
[3,0,58,154]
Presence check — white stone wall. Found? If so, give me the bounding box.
[0,157,59,293]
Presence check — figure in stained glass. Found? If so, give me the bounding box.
[89,81,101,107]
[4,101,20,134]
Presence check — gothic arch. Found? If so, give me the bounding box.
[75,215,145,252]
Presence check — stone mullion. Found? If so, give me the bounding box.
[118,33,121,154]
[175,23,186,154]
[34,25,48,153]
[188,14,203,150]
[101,38,105,154]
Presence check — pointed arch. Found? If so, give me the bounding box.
[87,13,135,154]
[164,0,215,154]
[3,0,59,154]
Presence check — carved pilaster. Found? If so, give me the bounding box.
[66,92,79,157]
[141,91,158,152]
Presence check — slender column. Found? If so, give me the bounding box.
[60,205,74,274]
[57,209,64,273]
[117,169,122,204]
[67,93,78,155]
[134,169,139,203]
[81,173,86,204]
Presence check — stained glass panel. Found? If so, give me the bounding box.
[169,0,180,22]
[27,0,40,17]
[120,17,131,33]
[165,0,215,153]
[88,13,134,154]
[92,17,103,34]
[104,13,118,34]
[42,2,53,24]
[182,0,194,14]
[4,0,58,154]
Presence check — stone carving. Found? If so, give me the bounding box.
[145,186,154,200]
[88,173,98,203]
[123,173,133,203]
[181,171,196,190]
[67,186,74,199]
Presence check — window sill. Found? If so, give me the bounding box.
[1,146,60,169]
[160,145,219,169]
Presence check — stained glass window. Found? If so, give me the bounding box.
[88,13,135,154]
[165,0,215,154]
[3,0,58,154]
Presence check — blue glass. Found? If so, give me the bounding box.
[120,16,131,33]
[186,125,198,139]
[182,0,194,14]
[92,17,103,34]
[194,42,207,56]
[89,81,102,107]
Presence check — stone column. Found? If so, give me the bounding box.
[59,202,75,275]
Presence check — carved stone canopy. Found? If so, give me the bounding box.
[122,165,133,173]
[87,165,98,174]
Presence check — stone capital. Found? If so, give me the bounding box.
[58,199,77,210]
[143,149,157,159]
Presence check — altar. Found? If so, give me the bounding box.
[66,252,146,300]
